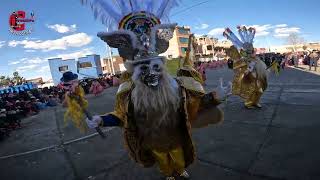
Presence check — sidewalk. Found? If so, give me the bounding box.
[290,64,320,75]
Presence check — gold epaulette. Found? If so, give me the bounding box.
[120,71,132,83]
[177,67,204,84]
[117,81,133,96]
[176,76,205,96]
[233,60,247,69]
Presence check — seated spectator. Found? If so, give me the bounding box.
[0,109,10,140]
[6,106,21,129]
[89,80,104,96]
[47,95,58,107]
[35,99,47,110]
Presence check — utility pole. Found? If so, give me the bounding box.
[106,45,112,74]
[109,48,115,75]
[106,27,115,75]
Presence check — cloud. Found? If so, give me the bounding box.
[0,41,5,48]
[8,58,28,65]
[248,24,273,37]
[274,27,300,38]
[25,50,36,52]
[50,48,94,60]
[47,24,77,33]
[8,33,92,51]
[37,65,50,73]
[9,57,46,66]
[25,57,45,64]
[10,48,94,67]
[9,61,23,65]
[275,24,288,28]
[222,24,301,39]
[196,23,209,30]
[194,34,204,37]
[273,34,290,38]
[16,65,38,72]
[208,28,225,36]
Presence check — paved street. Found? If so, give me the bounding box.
[1,66,320,180]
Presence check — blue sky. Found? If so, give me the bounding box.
[0,0,319,80]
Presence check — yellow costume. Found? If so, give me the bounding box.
[108,73,223,175]
[224,26,268,108]
[64,85,89,132]
[232,56,268,108]
[81,0,226,177]
[100,35,224,178]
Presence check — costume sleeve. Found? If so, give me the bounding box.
[100,114,122,127]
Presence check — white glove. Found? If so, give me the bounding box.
[225,81,233,96]
[86,115,102,129]
[214,78,232,101]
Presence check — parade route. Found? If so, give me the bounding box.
[1,67,320,180]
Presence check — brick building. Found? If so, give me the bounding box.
[160,26,192,59]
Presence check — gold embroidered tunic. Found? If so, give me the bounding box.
[106,73,223,171]
[232,58,267,106]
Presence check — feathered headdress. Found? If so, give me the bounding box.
[80,0,180,64]
[223,26,256,51]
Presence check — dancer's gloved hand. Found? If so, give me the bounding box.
[247,61,256,72]
[86,115,102,129]
[213,78,232,101]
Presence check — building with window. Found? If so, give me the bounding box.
[48,54,103,85]
[214,40,233,48]
[160,26,191,59]
[78,55,103,78]
[194,35,218,57]
[26,77,43,84]
[101,56,126,74]
[269,42,320,53]
[48,58,77,85]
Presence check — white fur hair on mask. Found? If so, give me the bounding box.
[131,59,180,126]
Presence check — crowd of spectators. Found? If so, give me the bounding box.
[0,87,63,140]
[78,74,121,94]
[257,51,319,71]
[0,73,122,140]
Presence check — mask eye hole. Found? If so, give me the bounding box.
[153,64,161,71]
[140,65,149,74]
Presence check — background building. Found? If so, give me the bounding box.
[101,56,126,74]
[48,58,77,85]
[48,54,126,85]
[49,54,102,85]
[214,40,233,48]
[26,77,43,84]
[194,35,218,57]
[269,42,320,53]
[77,55,102,78]
[160,26,191,59]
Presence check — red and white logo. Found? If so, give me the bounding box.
[9,10,35,35]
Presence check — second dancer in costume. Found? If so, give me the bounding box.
[224,26,268,109]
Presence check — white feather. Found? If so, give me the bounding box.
[80,0,180,29]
